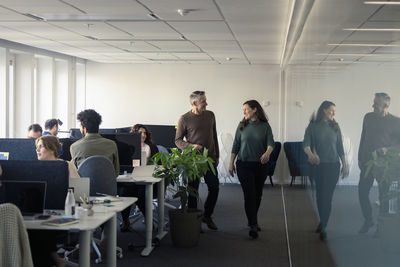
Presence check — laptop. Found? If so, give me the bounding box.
[69,177,90,203]
[0,180,47,219]
[131,165,156,179]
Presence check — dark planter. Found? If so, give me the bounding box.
[168,208,202,247]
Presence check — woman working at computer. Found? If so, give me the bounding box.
[120,124,159,232]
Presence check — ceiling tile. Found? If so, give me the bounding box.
[169,21,234,41]
[108,21,181,39]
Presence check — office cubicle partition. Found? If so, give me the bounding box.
[0,160,69,210]
[0,138,37,160]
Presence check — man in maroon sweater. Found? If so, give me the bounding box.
[175,90,220,230]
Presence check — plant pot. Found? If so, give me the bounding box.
[168,208,202,247]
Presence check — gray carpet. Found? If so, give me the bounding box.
[92,183,399,267]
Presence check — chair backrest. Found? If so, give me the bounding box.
[0,203,34,267]
[266,142,282,176]
[0,138,37,160]
[78,156,117,196]
[283,142,309,177]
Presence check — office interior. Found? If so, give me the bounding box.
[1,0,400,266]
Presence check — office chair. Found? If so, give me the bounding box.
[76,156,122,263]
[283,142,311,187]
[265,142,282,186]
[0,203,34,267]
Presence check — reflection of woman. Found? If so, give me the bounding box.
[120,124,159,232]
[229,100,275,239]
[303,101,349,241]
[36,135,80,179]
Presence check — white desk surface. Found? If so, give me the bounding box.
[117,174,161,184]
[25,197,137,231]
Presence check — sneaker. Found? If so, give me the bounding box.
[202,216,218,230]
[358,220,374,234]
[249,226,259,239]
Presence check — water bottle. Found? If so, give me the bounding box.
[65,188,76,216]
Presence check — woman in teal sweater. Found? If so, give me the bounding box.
[303,100,349,241]
[229,100,275,239]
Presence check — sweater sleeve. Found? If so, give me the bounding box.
[265,123,275,147]
[336,127,345,158]
[303,124,312,149]
[175,115,189,150]
[231,125,241,154]
[212,113,219,159]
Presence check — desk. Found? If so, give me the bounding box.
[117,175,168,256]
[25,197,137,267]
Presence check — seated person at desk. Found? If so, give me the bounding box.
[27,123,42,139]
[36,135,80,179]
[70,109,119,175]
[120,124,159,232]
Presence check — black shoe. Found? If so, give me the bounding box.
[248,223,261,231]
[358,220,374,234]
[249,226,259,239]
[319,230,327,241]
[315,223,322,233]
[202,216,218,230]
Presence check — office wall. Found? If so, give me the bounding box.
[285,63,400,184]
[86,63,281,139]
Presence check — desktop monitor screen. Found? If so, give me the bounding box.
[0,180,47,216]
[101,133,141,174]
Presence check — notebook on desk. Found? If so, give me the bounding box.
[0,180,47,219]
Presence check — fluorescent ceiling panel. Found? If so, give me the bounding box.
[0,0,82,14]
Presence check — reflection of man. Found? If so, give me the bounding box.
[175,91,220,230]
[27,124,42,139]
[70,109,119,175]
[358,93,400,234]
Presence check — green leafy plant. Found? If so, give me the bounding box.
[152,145,215,213]
[365,149,400,201]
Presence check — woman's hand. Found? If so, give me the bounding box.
[229,162,236,177]
[260,152,270,164]
[308,153,320,165]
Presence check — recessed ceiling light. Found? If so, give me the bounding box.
[343,28,400,32]
[328,43,400,47]
[177,9,189,16]
[226,57,232,61]
[364,1,400,4]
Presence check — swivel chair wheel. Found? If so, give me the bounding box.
[95,258,102,264]
[118,253,123,259]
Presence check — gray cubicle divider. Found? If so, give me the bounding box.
[0,160,69,210]
[0,138,37,160]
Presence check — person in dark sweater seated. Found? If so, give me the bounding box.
[119,124,159,232]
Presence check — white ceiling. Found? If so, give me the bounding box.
[0,0,399,65]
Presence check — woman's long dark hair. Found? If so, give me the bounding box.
[310,100,339,131]
[240,100,269,131]
[130,124,153,144]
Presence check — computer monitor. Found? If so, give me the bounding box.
[101,133,141,174]
[0,180,47,216]
[59,138,79,161]
[144,125,176,148]
[0,160,69,210]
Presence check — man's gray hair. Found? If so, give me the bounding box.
[375,92,391,107]
[190,90,205,104]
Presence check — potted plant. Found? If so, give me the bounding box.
[152,145,215,247]
[365,148,400,249]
